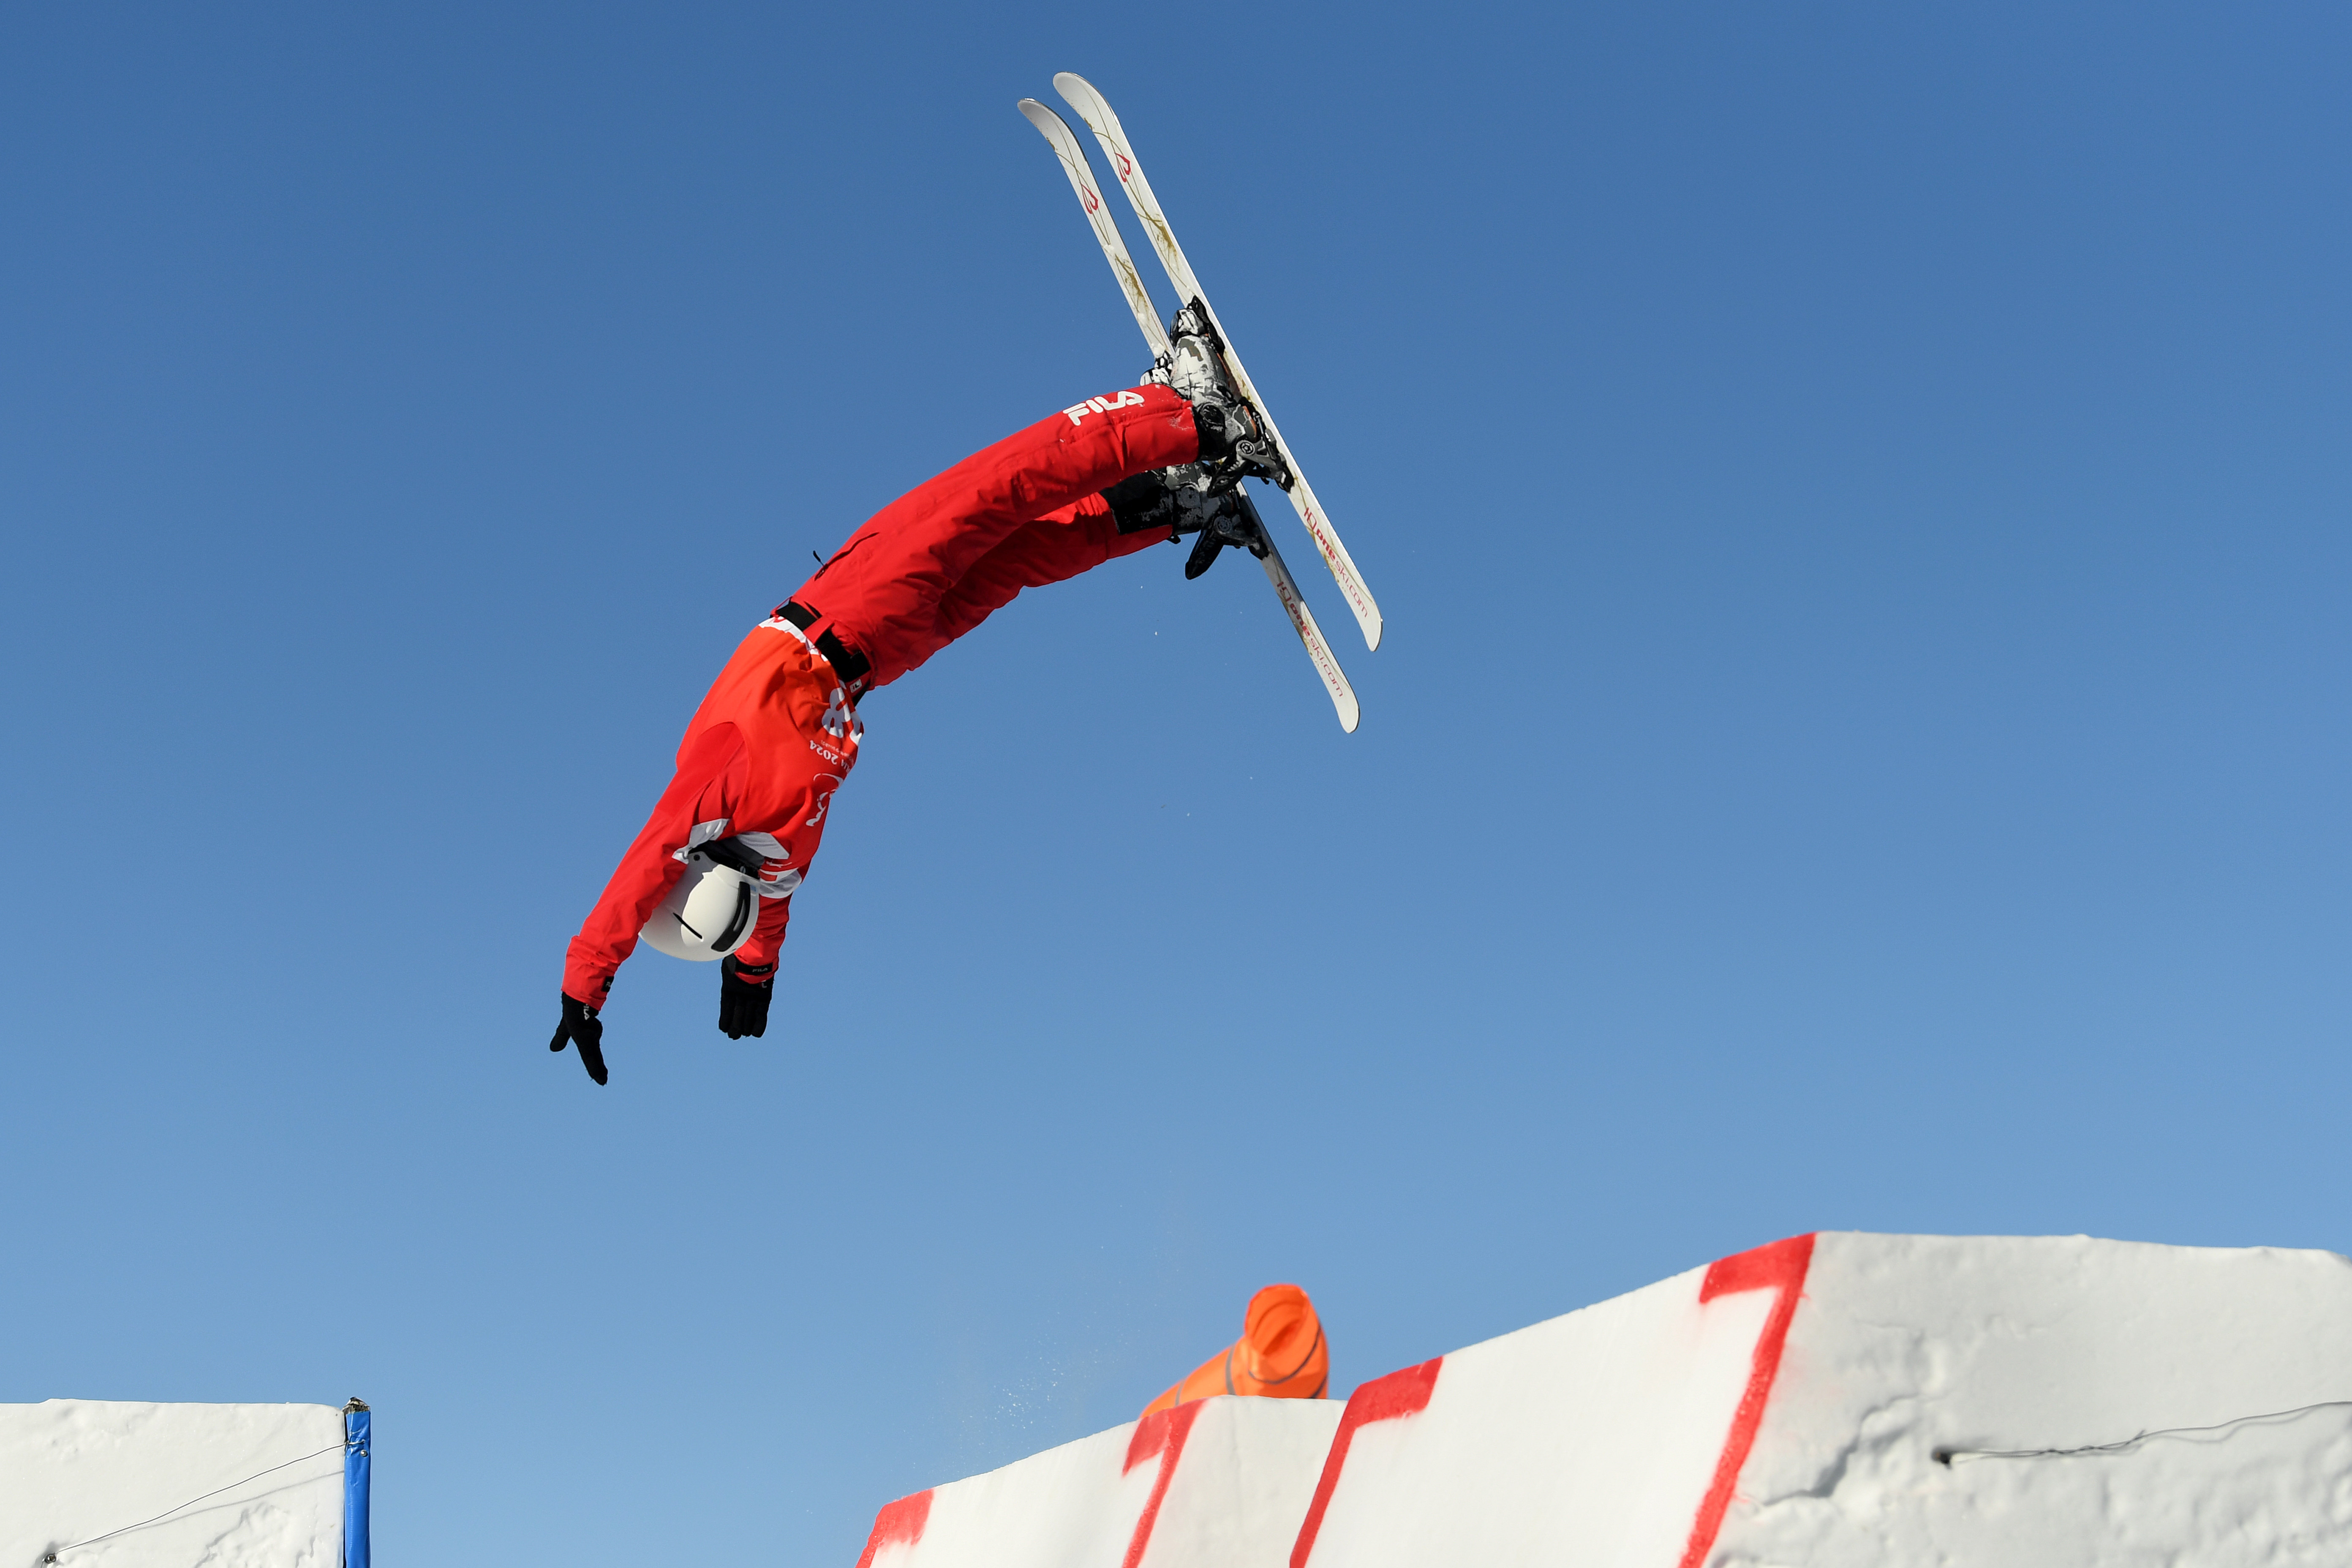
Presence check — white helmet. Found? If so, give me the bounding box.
[640,851,760,962]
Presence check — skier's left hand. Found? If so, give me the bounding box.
[550,994,609,1085]
[719,956,774,1039]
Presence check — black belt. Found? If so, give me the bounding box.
[777,600,872,693]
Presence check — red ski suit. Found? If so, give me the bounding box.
[563,384,1200,1009]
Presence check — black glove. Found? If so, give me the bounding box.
[550,994,609,1085]
[718,956,774,1040]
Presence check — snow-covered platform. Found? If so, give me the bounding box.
[858,1233,2352,1567]
[1,1400,355,1568]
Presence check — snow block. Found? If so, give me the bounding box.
[0,1400,347,1568]
[867,1233,2352,1566]
[857,1394,1344,1568]
[1293,1233,1813,1568]
[1726,1233,2352,1564]
[1299,1232,2352,1566]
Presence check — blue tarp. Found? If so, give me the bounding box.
[343,1402,370,1568]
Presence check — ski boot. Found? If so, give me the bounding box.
[1150,303,1289,489]
[1102,463,1273,581]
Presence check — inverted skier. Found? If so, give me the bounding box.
[551,333,1281,1083]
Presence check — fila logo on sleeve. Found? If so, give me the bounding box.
[1063,389,1148,426]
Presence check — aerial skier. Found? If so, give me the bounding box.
[550,336,1281,1083]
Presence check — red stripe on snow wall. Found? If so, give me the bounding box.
[853,1488,932,1568]
[1118,1399,1209,1568]
[1288,1356,1443,1568]
[1677,1233,1816,1568]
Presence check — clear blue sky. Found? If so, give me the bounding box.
[4,3,2347,1563]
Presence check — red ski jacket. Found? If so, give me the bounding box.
[563,384,1200,1009]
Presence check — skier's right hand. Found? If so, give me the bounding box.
[718,956,775,1039]
[550,994,609,1086]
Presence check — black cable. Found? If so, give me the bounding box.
[1934,1400,2352,1466]
[41,1439,349,1561]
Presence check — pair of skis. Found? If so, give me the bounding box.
[1018,74,1380,732]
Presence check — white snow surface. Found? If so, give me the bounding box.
[1726,1233,2352,1565]
[0,1400,344,1568]
[1303,1251,1776,1566]
[858,1233,2352,1567]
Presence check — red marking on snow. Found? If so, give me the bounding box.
[1117,1400,1208,1568]
[1677,1233,1816,1568]
[1288,1356,1442,1567]
[854,1489,932,1568]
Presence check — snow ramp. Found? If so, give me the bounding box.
[858,1232,2352,1566]
[2,1400,363,1568]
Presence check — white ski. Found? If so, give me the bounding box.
[1052,71,1383,654]
[1017,100,1167,357]
[1018,99,1361,733]
[1239,492,1361,733]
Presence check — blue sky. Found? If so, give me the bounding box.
[4,3,2348,1563]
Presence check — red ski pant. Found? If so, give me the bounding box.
[785,384,1201,690]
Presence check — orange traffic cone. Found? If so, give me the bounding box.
[1139,1283,1329,1419]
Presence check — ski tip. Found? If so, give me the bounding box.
[1361,614,1383,653]
[1053,71,1107,121]
[1337,700,1361,734]
[1018,98,1083,151]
